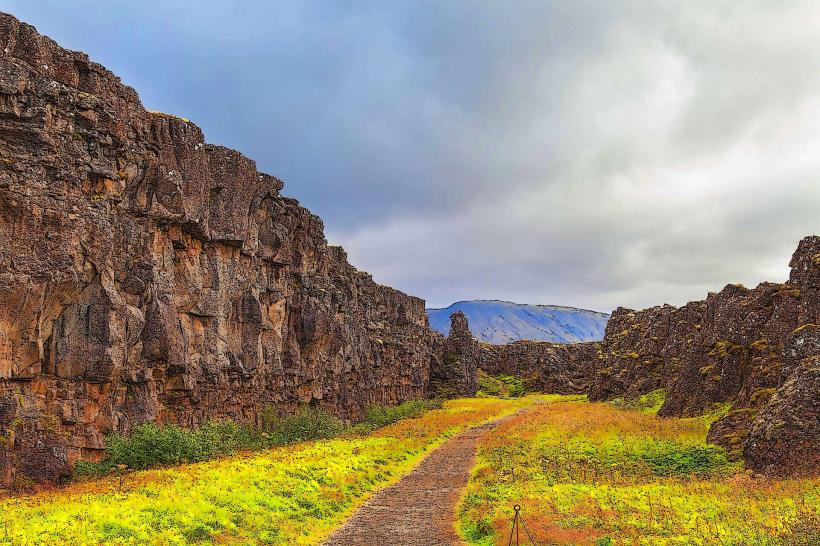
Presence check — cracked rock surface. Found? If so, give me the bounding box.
[0,13,438,484]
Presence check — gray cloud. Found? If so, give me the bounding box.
[4,0,819,311]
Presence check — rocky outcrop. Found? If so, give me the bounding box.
[0,13,439,485]
[479,341,601,394]
[589,304,684,401]
[429,312,478,397]
[744,356,819,477]
[740,237,820,475]
[590,281,800,421]
[588,236,819,475]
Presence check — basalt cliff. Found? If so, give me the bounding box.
[0,14,483,485]
[589,236,819,476]
[475,237,819,477]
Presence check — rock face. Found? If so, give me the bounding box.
[589,304,684,402]
[742,242,820,476]
[472,237,818,476]
[479,341,601,394]
[429,312,478,397]
[744,356,819,477]
[588,236,820,475]
[0,13,438,485]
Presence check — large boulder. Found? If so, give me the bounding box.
[744,357,819,476]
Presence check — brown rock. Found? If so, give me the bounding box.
[429,312,479,397]
[480,340,601,394]
[583,236,819,476]
[0,13,441,484]
[744,357,819,476]
[589,304,683,402]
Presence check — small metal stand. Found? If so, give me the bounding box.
[507,504,539,545]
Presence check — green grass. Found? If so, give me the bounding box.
[350,398,443,434]
[477,369,526,398]
[1,397,535,546]
[75,400,443,477]
[609,388,666,414]
[458,398,819,545]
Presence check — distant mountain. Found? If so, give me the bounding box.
[427,300,610,344]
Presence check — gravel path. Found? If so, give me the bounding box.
[322,413,517,546]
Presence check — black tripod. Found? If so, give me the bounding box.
[507,504,539,545]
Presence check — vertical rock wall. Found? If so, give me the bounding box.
[587,237,819,475]
[479,341,601,394]
[0,13,436,484]
[742,239,820,476]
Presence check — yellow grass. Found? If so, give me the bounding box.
[458,397,820,545]
[0,397,533,545]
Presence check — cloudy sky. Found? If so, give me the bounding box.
[5,1,819,311]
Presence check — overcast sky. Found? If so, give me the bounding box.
[4,1,819,311]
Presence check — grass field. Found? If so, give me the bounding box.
[3,394,817,545]
[0,397,532,545]
[458,396,820,545]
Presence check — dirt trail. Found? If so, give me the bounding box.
[322,412,518,546]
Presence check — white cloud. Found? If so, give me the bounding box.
[9,0,820,311]
[331,1,820,310]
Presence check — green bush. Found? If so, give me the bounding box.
[638,442,732,477]
[263,406,345,445]
[73,460,111,478]
[76,420,265,474]
[74,399,441,477]
[610,389,666,414]
[534,435,735,480]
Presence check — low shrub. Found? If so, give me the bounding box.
[263,406,345,445]
[77,420,266,474]
[74,399,441,477]
[73,460,110,478]
[636,442,733,477]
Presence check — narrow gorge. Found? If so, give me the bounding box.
[0,13,816,488]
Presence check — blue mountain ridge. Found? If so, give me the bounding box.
[426,300,610,344]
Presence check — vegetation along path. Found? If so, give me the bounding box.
[323,411,523,546]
